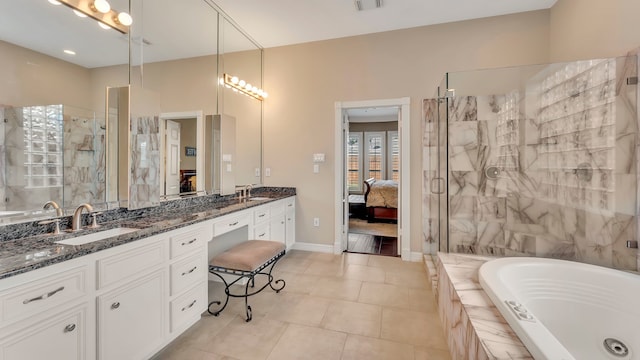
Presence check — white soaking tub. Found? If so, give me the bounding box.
[479,257,640,360]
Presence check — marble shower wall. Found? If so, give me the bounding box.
[129,115,161,209]
[0,107,5,211]
[62,112,106,208]
[423,56,639,271]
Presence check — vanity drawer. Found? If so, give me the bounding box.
[170,253,206,296]
[97,240,166,289]
[0,266,87,324]
[170,284,205,333]
[253,206,270,224]
[213,215,249,237]
[254,223,270,240]
[169,223,209,259]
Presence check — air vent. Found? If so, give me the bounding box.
[354,0,382,11]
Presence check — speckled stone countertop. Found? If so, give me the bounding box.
[0,187,295,280]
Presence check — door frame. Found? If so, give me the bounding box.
[159,111,204,196]
[334,97,411,260]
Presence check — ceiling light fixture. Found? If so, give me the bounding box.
[52,0,131,34]
[223,73,268,101]
[90,0,111,14]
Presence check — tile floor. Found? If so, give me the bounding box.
[152,250,451,360]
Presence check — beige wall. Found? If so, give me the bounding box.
[263,10,550,252]
[0,40,92,108]
[549,0,640,61]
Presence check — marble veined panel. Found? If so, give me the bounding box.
[450,195,476,220]
[448,96,478,122]
[435,253,532,359]
[476,197,506,222]
[478,120,498,147]
[450,145,478,171]
[449,171,478,196]
[129,116,161,209]
[423,98,438,123]
[615,174,636,215]
[476,95,505,122]
[476,221,505,249]
[615,132,636,174]
[449,122,478,147]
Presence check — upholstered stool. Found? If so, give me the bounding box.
[207,240,286,322]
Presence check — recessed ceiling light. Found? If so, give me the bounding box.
[64,49,76,55]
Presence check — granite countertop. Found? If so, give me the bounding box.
[0,190,294,280]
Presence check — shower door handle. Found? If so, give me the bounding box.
[430,177,445,194]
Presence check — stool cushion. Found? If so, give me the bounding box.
[211,240,285,272]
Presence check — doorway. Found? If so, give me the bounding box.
[334,98,411,260]
[159,111,204,199]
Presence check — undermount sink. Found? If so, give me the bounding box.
[55,227,139,246]
[249,197,271,201]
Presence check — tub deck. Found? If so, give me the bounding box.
[425,252,533,359]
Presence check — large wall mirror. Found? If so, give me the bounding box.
[125,0,265,209]
[0,0,129,223]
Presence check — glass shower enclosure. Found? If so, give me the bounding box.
[422,55,638,271]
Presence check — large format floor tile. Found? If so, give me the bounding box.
[153,250,450,360]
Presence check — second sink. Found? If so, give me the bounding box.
[55,227,139,246]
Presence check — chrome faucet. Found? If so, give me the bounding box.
[43,200,63,217]
[71,203,94,231]
[245,184,252,199]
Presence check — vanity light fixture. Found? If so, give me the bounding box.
[223,73,268,101]
[51,0,132,34]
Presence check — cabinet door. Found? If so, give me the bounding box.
[269,214,286,244]
[1,305,86,360]
[285,207,296,249]
[98,270,165,360]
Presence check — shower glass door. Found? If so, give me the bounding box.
[433,55,638,271]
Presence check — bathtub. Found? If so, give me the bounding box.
[479,257,640,360]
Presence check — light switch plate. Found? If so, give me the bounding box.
[265,168,271,177]
[313,164,319,173]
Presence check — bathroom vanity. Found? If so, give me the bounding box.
[0,194,295,360]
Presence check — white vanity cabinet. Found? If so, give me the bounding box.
[250,197,296,249]
[97,269,165,360]
[94,235,168,360]
[0,264,92,360]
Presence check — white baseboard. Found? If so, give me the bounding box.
[291,242,334,253]
[410,251,425,262]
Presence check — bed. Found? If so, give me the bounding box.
[363,178,398,223]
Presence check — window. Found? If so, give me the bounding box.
[387,131,399,181]
[23,105,63,188]
[364,132,385,181]
[347,132,363,192]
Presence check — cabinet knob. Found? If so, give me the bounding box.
[64,324,76,333]
[111,302,120,310]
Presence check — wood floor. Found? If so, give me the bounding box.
[347,233,398,257]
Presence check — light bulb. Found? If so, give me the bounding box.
[238,80,246,87]
[245,83,252,91]
[92,0,111,14]
[252,86,258,93]
[262,92,269,98]
[98,22,110,30]
[64,49,76,55]
[257,90,264,97]
[231,76,239,84]
[48,0,62,5]
[73,9,88,18]
[116,12,133,26]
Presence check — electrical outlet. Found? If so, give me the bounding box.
[313,217,320,227]
[254,168,260,177]
[313,164,319,173]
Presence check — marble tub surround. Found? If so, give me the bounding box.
[435,252,532,359]
[423,55,639,271]
[0,187,295,279]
